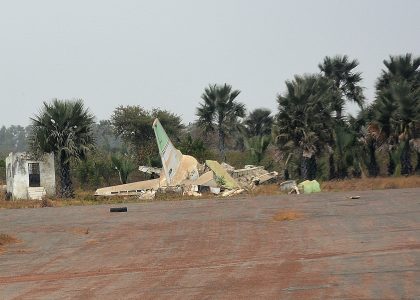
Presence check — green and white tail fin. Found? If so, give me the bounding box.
[153,118,183,186]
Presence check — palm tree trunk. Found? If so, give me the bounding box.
[301,157,309,180]
[400,140,412,175]
[308,156,317,180]
[301,156,316,180]
[337,150,347,179]
[367,141,379,177]
[59,157,74,198]
[218,127,226,162]
[387,151,395,176]
[416,152,420,173]
[284,169,290,180]
[328,154,336,180]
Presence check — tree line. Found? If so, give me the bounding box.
[0,53,419,198]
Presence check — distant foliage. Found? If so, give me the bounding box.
[111,105,185,165]
[0,125,29,155]
[92,120,123,153]
[178,134,211,163]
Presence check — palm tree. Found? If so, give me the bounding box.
[243,108,273,137]
[376,54,420,91]
[388,81,419,174]
[30,99,95,198]
[319,55,365,179]
[244,135,271,165]
[275,75,335,180]
[375,54,420,175]
[348,108,382,177]
[319,55,365,119]
[196,83,246,161]
[375,87,399,175]
[241,108,273,165]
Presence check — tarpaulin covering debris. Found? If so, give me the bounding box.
[298,180,321,194]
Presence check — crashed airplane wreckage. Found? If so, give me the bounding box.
[95,118,278,198]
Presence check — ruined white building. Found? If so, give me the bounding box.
[5,152,56,200]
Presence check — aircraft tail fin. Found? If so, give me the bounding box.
[153,118,183,186]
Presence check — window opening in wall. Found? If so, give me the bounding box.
[28,163,41,187]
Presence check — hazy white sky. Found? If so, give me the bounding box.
[0,0,419,126]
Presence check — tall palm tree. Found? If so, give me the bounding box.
[388,81,418,174]
[348,108,382,177]
[196,83,246,161]
[375,54,420,175]
[319,55,365,179]
[275,75,335,180]
[30,99,95,198]
[319,55,365,119]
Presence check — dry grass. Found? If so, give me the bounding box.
[321,175,420,192]
[1,176,419,210]
[0,199,44,209]
[273,211,302,221]
[0,189,212,210]
[248,184,282,196]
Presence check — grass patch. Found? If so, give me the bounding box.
[0,189,214,210]
[321,175,420,192]
[1,175,419,210]
[0,199,43,209]
[248,184,282,196]
[273,211,302,221]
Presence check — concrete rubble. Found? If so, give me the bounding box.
[95,118,279,199]
[280,180,299,194]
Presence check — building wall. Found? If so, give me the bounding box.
[38,153,56,196]
[5,153,15,197]
[5,152,56,200]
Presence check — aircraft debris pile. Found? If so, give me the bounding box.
[95,118,278,199]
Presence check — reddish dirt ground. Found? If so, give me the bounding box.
[0,188,419,299]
